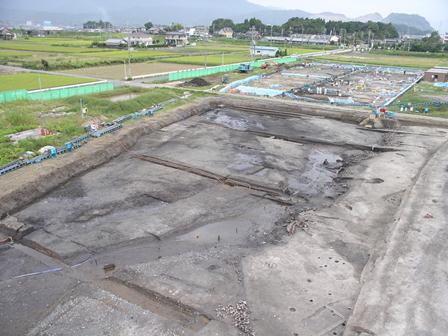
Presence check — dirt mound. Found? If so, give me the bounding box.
[180,77,211,87]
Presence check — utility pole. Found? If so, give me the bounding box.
[127,32,132,80]
[250,26,257,61]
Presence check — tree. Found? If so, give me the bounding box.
[41,59,49,70]
[144,21,153,31]
[83,20,112,29]
[210,18,235,34]
[168,23,184,32]
[410,32,444,52]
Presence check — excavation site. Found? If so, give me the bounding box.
[1,97,448,336]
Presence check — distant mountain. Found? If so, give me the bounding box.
[356,13,383,23]
[383,13,433,35]
[0,0,265,26]
[311,12,349,22]
[0,0,435,36]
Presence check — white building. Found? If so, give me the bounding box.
[125,32,153,47]
[443,33,448,44]
[217,27,234,39]
[105,38,126,48]
[250,46,279,57]
[165,31,189,46]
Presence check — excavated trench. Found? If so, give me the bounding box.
[0,100,410,336]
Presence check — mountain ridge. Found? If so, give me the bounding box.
[0,0,434,34]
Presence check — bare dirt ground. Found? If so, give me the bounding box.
[1,97,447,336]
[237,63,422,107]
[63,62,201,80]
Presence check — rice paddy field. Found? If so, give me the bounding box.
[0,72,96,91]
[315,51,448,69]
[63,62,202,80]
[0,36,181,70]
[0,34,326,72]
[160,53,252,66]
[0,87,209,165]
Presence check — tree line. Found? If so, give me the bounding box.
[83,20,113,29]
[210,17,399,40]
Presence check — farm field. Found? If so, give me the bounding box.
[315,51,448,69]
[0,36,182,70]
[0,87,209,165]
[0,34,328,72]
[63,62,202,79]
[160,52,252,66]
[389,82,448,117]
[0,44,181,70]
[0,72,96,91]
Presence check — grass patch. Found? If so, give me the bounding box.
[315,51,448,69]
[161,53,252,66]
[389,82,448,117]
[0,87,210,165]
[0,73,96,91]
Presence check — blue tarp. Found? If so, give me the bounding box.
[434,82,448,88]
[220,75,262,93]
[236,86,284,97]
[328,97,355,105]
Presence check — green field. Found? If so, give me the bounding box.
[0,36,181,70]
[0,34,327,71]
[0,73,96,91]
[161,53,252,66]
[315,51,448,69]
[0,87,210,165]
[389,82,448,117]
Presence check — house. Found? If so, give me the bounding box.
[148,26,167,35]
[250,46,279,57]
[125,32,153,47]
[27,26,63,36]
[290,34,332,45]
[0,27,16,40]
[424,67,448,82]
[105,38,126,48]
[329,35,340,44]
[381,38,401,46]
[165,31,188,46]
[217,27,233,39]
[443,33,448,44]
[188,26,209,39]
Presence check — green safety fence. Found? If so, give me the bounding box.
[0,82,114,104]
[28,82,114,101]
[0,89,28,103]
[167,56,300,82]
[168,64,240,81]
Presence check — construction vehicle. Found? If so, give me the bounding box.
[238,63,252,73]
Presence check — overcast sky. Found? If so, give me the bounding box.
[248,0,448,31]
